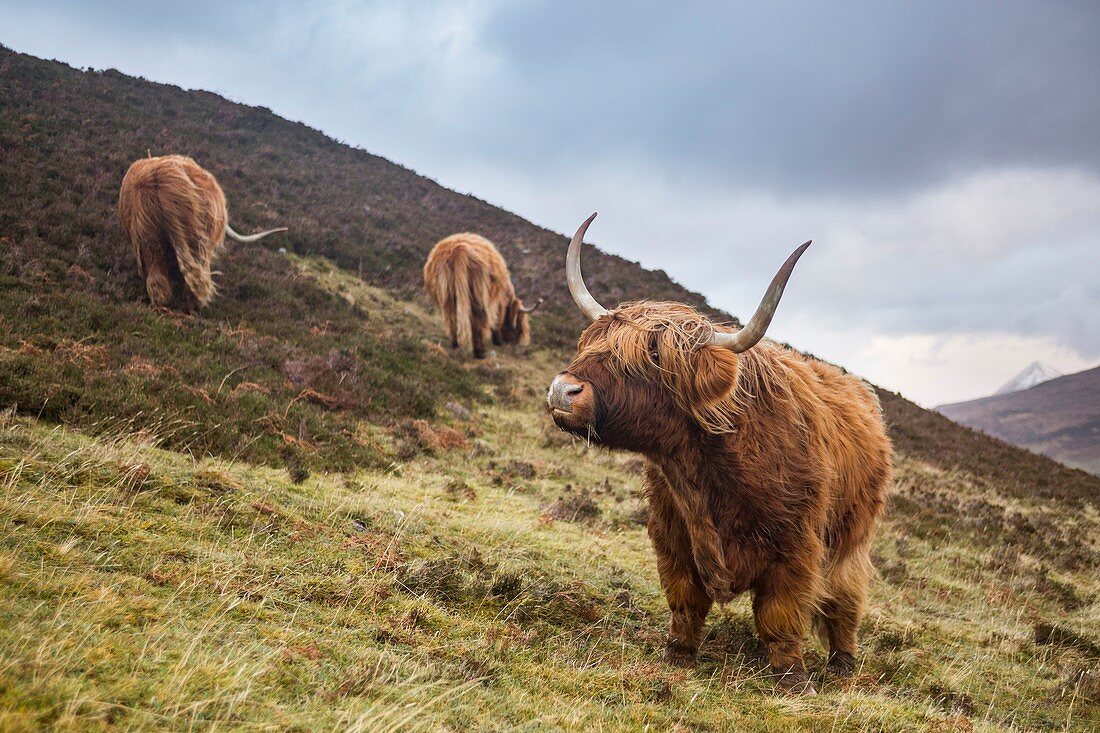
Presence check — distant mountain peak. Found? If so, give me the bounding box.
[994,361,1063,396]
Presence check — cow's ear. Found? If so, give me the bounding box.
[688,346,739,407]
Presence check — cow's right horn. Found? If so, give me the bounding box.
[566,212,609,321]
[226,224,288,243]
[709,241,811,353]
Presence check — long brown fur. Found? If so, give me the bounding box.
[118,155,231,311]
[550,301,891,692]
[424,233,533,358]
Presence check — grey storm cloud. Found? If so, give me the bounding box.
[477,1,1100,195]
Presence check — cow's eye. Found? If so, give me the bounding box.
[650,350,660,365]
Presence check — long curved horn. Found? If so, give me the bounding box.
[710,241,811,353]
[226,223,288,243]
[566,212,608,321]
[519,297,544,314]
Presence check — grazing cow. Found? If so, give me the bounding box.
[119,155,287,311]
[424,233,541,358]
[547,214,891,693]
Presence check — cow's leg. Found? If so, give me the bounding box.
[649,462,733,602]
[141,238,177,308]
[753,557,821,694]
[647,471,713,667]
[443,307,459,349]
[470,299,490,359]
[817,546,871,677]
[145,270,174,308]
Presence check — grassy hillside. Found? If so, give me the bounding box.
[938,366,1100,477]
[1,303,1098,731]
[1,46,1099,731]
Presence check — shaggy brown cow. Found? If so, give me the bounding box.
[547,214,891,693]
[119,155,287,311]
[424,233,541,358]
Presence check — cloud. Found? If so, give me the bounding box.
[443,157,1100,402]
[842,332,1095,408]
[480,1,1100,195]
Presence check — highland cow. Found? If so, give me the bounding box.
[118,155,287,311]
[424,233,541,358]
[547,214,891,694]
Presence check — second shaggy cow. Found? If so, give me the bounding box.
[119,155,286,311]
[424,233,540,358]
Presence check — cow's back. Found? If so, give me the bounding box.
[425,233,514,307]
[734,344,890,554]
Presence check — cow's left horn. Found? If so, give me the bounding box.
[566,212,609,321]
[520,297,544,314]
[710,241,811,353]
[226,224,288,243]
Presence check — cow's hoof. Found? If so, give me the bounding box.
[774,667,817,696]
[663,646,697,669]
[827,651,856,678]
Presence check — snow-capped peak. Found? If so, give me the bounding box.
[994,361,1062,396]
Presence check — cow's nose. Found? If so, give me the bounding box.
[547,374,584,411]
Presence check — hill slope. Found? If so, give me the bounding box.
[939,366,1100,476]
[0,42,730,474]
[2,47,1099,731]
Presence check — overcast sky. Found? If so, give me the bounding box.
[2,1,1098,406]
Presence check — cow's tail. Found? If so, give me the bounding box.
[121,179,169,307]
[451,249,476,355]
[425,248,466,353]
[226,223,287,243]
[425,244,492,357]
[158,173,217,311]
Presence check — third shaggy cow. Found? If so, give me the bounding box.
[119,155,286,311]
[424,233,540,358]
[547,214,891,693]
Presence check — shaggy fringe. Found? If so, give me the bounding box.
[591,301,749,433]
[588,300,881,436]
